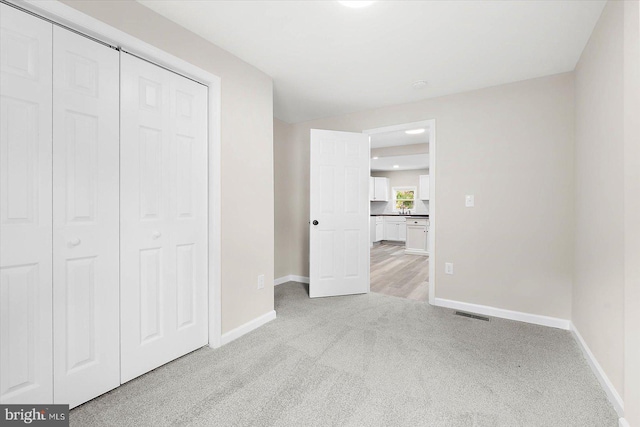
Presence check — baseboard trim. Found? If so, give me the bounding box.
[220,310,276,346]
[433,298,571,330]
[274,275,310,286]
[570,322,625,418]
[404,249,428,256]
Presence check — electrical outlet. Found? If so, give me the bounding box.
[257,274,265,289]
[445,263,454,275]
[465,195,474,207]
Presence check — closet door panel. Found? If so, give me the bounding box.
[52,26,119,408]
[0,4,53,405]
[120,53,208,383]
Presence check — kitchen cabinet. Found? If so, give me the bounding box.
[375,216,384,242]
[405,218,429,255]
[419,175,430,200]
[383,216,406,242]
[370,177,389,201]
[369,216,375,246]
[399,221,407,241]
[369,177,375,201]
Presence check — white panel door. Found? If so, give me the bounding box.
[0,4,53,404]
[120,53,208,383]
[52,27,120,408]
[309,129,369,298]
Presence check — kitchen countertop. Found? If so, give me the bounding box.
[371,214,429,218]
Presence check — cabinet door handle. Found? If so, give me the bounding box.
[152,231,162,239]
[312,220,319,226]
[68,237,81,247]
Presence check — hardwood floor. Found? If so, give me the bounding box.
[370,242,429,302]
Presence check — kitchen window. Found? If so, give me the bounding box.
[392,187,416,212]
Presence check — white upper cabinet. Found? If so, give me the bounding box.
[370,177,389,201]
[419,175,430,200]
[369,177,375,201]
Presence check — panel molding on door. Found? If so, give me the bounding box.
[309,129,370,298]
[120,53,208,383]
[52,26,120,409]
[0,3,54,405]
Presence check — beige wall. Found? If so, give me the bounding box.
[61,0,275,334]
[623,1,640,424]
[274,118,294,279]
[277,73,575,320]
[573,0,625,404]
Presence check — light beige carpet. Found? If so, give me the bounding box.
[71,282,618,426]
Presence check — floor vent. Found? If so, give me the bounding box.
[455,311,490,322]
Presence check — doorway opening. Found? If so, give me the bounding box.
[363,120,436,304]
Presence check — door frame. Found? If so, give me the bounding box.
[363,119,436,305]
[10,0,224,348]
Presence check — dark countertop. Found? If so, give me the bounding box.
[371,214,429,218]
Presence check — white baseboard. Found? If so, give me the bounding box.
[433,298,571,330]
[404,249,428,256]
[570,322,625,418]
[220,310,276,346]
[274,275,310,286]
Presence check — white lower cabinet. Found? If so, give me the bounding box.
[405,218,429,255]
[383,217,406,242]
[375,217,384,242]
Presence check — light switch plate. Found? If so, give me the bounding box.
[257,274,265,289]
[465,195,474,207]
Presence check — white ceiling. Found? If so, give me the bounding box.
[371,154,428,172]
[137,0,605,124]
[370,128,428,149]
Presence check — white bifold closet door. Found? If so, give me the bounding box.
[0,3,53,404]
[120,53,208,383]
[51,26,120,408]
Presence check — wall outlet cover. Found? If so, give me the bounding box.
[445,263,454,275]
[465,195,474,207]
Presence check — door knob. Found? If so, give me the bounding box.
[312,220,319,226]
[68,237,81,247]
[152,231,162,239]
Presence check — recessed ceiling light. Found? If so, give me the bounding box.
[405,129,425,135]
[393,165,399,168]
[338,1,375,8]
[412,80,428,89]
[372,156,379,159]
